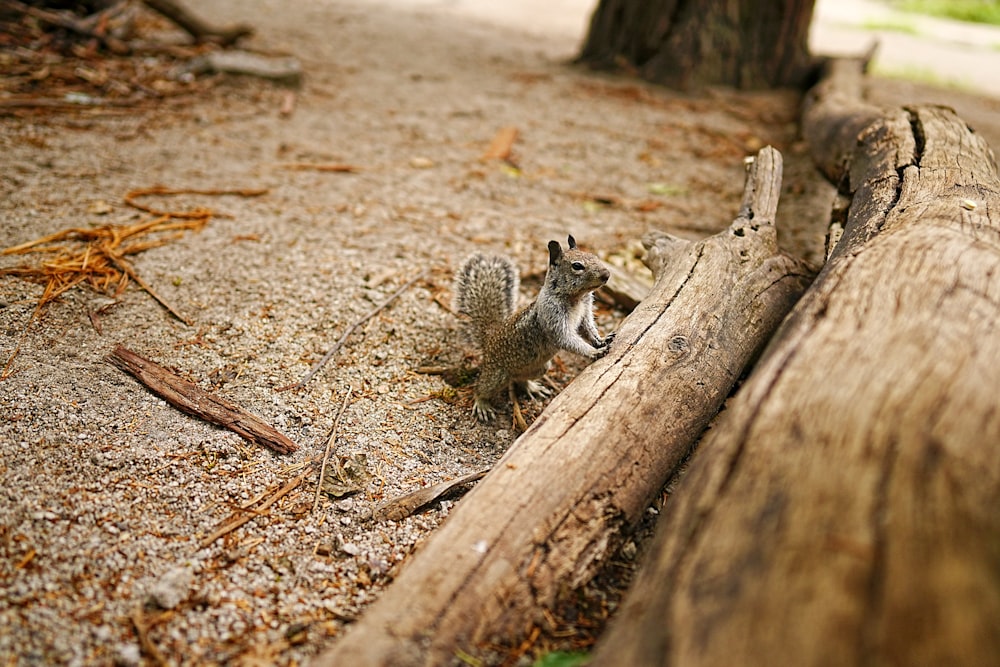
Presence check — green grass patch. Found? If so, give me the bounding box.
[894,0,1000,26]
[870,62,976,91]
[532,652,590,667]
[862,17,922,34]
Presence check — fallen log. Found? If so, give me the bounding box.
[314,147,813,666]
[590,59,1000,666]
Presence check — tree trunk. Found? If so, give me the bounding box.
[577,0,816,90]
[314,148,813,666]
[589,58,1000,667]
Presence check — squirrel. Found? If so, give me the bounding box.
[454,235,615,421]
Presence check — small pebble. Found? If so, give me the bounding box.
[148,565,194,610]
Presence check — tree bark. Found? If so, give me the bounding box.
[577,0,816,90]
[105,345,297,455]
[313,147,813,666]
[590,58,1000,667]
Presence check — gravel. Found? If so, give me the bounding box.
[4,0,996,664]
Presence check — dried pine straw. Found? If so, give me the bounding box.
[0,186,268,377]
[1,214,207,324]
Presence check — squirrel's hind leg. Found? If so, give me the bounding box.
[472,396,497,422]
[472,364,508,421]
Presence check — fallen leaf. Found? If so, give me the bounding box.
[321,453,371,498]
[481,126,519,162]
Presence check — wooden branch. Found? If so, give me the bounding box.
[106,345,297,455]
[313,147,814,666]
[591,57,1000,667]
[801,53,883,184]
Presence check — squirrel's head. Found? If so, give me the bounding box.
[546,235,610,293]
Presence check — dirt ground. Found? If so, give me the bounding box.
[2,1,999,665]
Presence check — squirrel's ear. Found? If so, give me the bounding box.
[548,240,562,265]
[567,235,577,249]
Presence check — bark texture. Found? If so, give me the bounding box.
[106,345,297,455]
[590,58,1000,667]
[314,147,813,666]
[577,0,816,90]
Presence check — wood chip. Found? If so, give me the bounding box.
[374,469,489,522]
[105,345,298,455]
[481,126,519,162]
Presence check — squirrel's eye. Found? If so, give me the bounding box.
[572,262,585,271]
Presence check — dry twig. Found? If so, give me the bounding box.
[141,0,253,46]
[374,469,490,522]
[277,163,362,173]
[278,270,428,391]
[200,468,312,548]
[313,386,354,513]
[124,185,268,218]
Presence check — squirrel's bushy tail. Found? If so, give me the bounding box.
[454,253,519,346]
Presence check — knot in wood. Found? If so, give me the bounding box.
[667,335,689,353]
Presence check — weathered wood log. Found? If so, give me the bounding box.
[314,147,813,666]
[590,58,1000,666]
[106,345,297,455]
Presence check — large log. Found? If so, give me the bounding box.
[590,59,1000,666]
[314,148,813,666]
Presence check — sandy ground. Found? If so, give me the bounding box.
[1,1,998,665]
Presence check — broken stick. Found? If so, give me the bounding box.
[141,0,253,46]
[123,186,269,219]
[313,386,353,513]
[374,469,489,522]
[278,271,428,391]
[106,345,297,454]
[199,468,312,548]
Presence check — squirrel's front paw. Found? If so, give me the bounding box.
[599,332,616,348]
[523,380,552,400]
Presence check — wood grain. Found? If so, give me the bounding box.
[592,58,1000,667]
